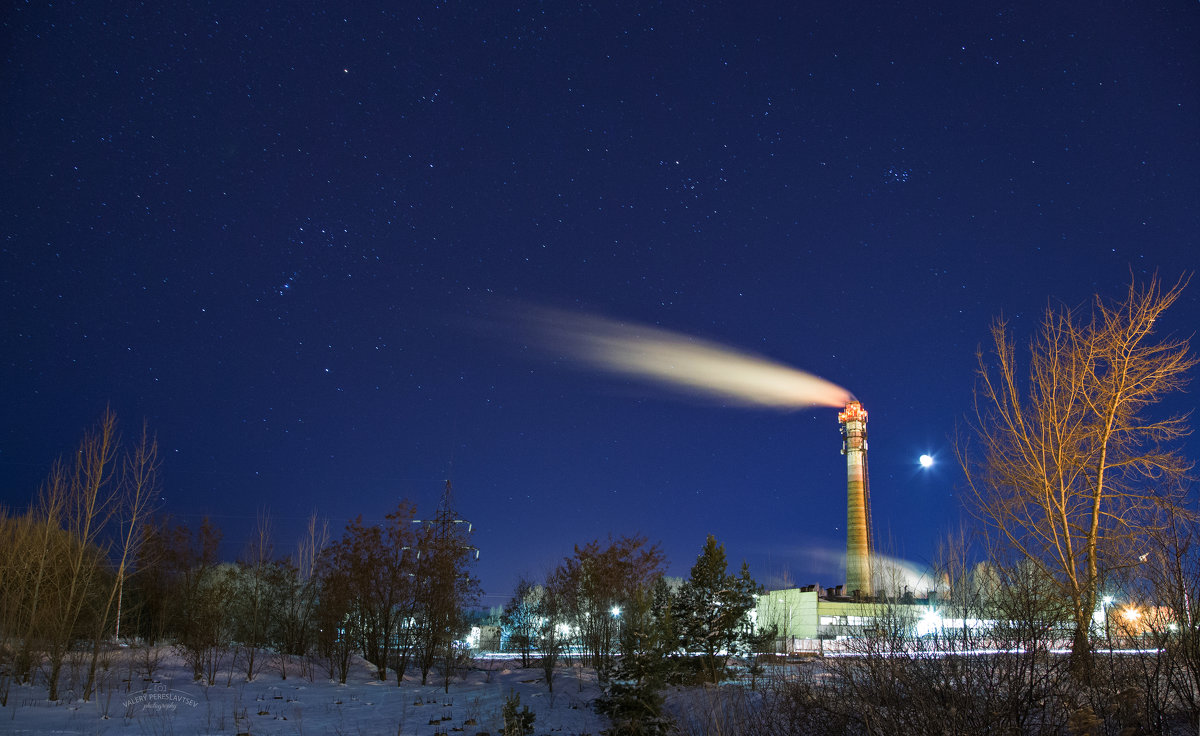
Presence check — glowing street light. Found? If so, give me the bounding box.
[916,608,942,637]
[1100,595,1115,643]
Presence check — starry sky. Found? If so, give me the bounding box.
[3,2,1199,606]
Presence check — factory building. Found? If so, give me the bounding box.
[754,401,934,650]
[755,585,937,651]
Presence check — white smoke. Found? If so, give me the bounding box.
[520,306,852,409]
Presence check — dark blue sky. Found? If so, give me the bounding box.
[4,2,1198,605]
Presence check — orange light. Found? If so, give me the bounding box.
[839,401,867,424]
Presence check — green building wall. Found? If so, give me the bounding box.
[756,588,933,645]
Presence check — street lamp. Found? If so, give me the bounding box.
[1114,604,1143,644]
[1101,596,1115,645]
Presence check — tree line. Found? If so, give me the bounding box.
[0,421,481,701]
[499,533,768,734]
[0,405,766,724]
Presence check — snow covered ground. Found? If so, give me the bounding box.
[1,649,617,735]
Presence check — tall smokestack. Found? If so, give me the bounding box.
[839,401,872,597]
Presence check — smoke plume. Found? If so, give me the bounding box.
[521,306,852,409]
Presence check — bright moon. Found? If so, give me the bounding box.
[919,454,934,468]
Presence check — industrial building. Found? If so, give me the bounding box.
[754,401,936,650]
[752,402,1156,653]
[755,585,936,652]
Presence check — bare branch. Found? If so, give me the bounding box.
[958,274,1195,675]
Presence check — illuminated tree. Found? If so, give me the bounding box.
[536,569,568,692]
[675,535,760,683]
[959,275,1195,676]
[10,411,162,701]
[613,578,679,688]
[501,577,541,667]
[273,513,327,680]
[231,510,274,681]
[167,518,228,683]
[411,481,480,690]
[317,502,418,682]
[1135,512,1200,723]
[35,413,119,701]
[555,534,665,682]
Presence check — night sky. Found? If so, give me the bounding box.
[4,2,1199,607]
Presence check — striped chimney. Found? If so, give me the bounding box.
[839,401,872,597]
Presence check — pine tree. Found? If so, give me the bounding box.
[675,535,760,683]
[599,580,676,736]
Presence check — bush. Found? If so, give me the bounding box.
[502,690,535,736]
[596,681,672,736]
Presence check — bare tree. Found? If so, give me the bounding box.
[536,570,568,693]
[111,422,160,642]
[233,509,275,682]
[0,412,160,700]
[313,559,354,684]
[316,502,418,683]
[0,511,29,702]
[411,483,480,690]
[81,421,159,699]
[166,517,228,683]
[1110,509,1200,728]
[287,512,327,681]
[129,515,180,647]
[39,410,121,701]
[554,534,666,682]
[501,578,541,667]
[959,275,1196,675]
[4,491,67,687]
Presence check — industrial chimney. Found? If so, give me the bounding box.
[839,401,873,597]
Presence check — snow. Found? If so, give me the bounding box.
[1,649,613,735]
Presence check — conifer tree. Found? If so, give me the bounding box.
[675,535,760,683]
